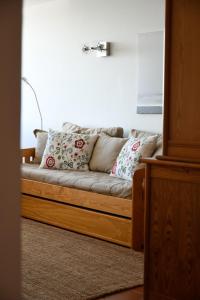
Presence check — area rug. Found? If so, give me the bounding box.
[22,218,144,300]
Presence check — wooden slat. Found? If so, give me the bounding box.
[22,195,132,247]
[21,148,35,163]
[21,148,35,158]
[22,179,132,218]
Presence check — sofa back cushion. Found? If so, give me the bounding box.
[33,124,124,164]
[130,129,162,157]
[62,122,124,138]
[40,129,98,171]
[89,134,128,173]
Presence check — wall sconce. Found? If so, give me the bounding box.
[82,41,110,57]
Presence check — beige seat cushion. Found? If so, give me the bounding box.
[62,122,124,138]
[90,134,127,173]
[21,163,132,199]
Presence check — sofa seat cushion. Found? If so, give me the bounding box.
[21,163,132,199]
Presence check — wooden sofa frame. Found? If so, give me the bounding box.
[21,148,145,250]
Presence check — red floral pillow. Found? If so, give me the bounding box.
[110,135,158,180]
[40,129,98,170]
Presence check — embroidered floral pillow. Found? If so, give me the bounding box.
[40,129,98,170]
[110,135,158,180]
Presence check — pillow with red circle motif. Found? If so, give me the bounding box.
[110,135,158,180]
[39,129,98,170]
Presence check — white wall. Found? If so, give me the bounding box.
[21,0,164,147]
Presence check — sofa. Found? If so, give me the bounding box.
[21,122,162,250]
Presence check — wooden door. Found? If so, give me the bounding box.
[143,1,200,299]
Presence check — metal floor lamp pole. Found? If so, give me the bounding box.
[21,77,43,130]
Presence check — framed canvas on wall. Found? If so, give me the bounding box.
[137,31,164,114]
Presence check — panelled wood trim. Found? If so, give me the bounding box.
[22,179,132,218]
[156,155,200,165]
[168,140,200,147]
[143,163,182,300]
[144,166,200,299]
[167,145,200,160]
[143,164,151,300]
[22,195,132,247]
[141,158,200,170]
[162,0,172,156]
[132,168,145,250]
[167,141,200,159]
[151,165,200,184]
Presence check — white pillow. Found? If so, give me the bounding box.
[40,129,98,171]
[33,131,48,163]
[110,135,158,180]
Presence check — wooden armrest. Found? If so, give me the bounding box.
[21,148,35,163]
[132,167,145,251]
[133,167,145,184]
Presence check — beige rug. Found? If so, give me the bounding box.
[22,218,144,300]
